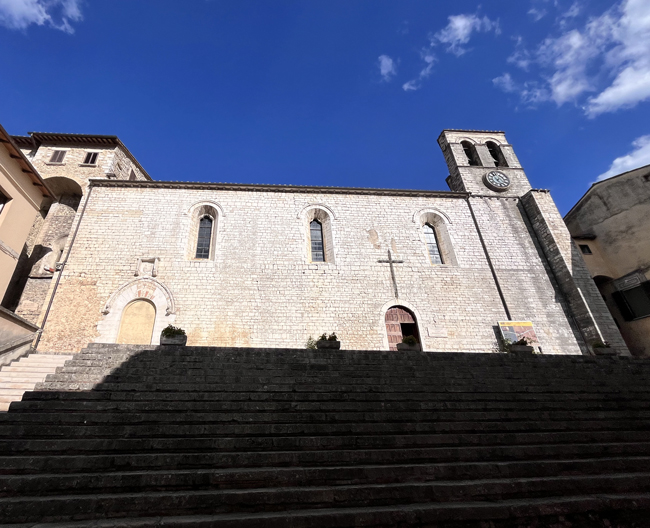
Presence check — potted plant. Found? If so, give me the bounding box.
[508,338,535,354]
[591,340,615,356]
[160,324,187,346]
[396,335,421,352]
[316,333,341,350]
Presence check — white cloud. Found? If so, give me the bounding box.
[499,0,650,117]
[402,50,436,92]
[493,73,516,93]
[508,36,532,70]
[528,8,547,22]
[0,0,82,33]
[493,73,550,106]
[597,135,650,180]
[585,0,650,116]
[377,55,397,82]
[433,13,500,56]
[402,80,419,92]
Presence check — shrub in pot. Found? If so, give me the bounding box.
[508,338,534,354]
[316,333,341,350]
[396,335,421,352]
[160,324,187,346]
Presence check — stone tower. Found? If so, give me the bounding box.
[438,129,629,356]
[438,129,531,197]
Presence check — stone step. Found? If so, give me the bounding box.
[0,372,59,380]
[1,430,647,456]
[4,493,650,528]
[10,398,649,413]
[3,456,650,497]
[21,389,650,403]
[3,442,649,475]
[13,494,650,528]
[35,380,650,393]
[1,409,647,426]
[0,354,73,412]
[1,472,649,523]
[0,418,648,440]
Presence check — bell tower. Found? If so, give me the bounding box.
[437,129,532,197]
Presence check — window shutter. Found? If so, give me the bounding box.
[612,290,635,321]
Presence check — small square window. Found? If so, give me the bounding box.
[579,244,592,254]
[83,152,98,165]
[49,150,66,163]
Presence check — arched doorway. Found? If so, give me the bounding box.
[117,299,156,344]
[385,306,421,351]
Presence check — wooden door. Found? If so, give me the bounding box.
[385,307,415,351]
[117,300,156,344]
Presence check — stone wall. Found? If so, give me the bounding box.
[38,182,594,354]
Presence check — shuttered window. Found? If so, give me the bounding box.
[83,152,98,165]
[49,150,66,163]
[310,220,325,262]
[195,216,213,259]
[612,283,650,321]
[423,223,443,265]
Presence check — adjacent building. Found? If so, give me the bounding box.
[0,124,53,355]
[565,164,650,356]
[2,132,150,327]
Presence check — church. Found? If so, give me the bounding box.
[3,128,627,356]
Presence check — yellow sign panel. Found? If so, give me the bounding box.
[498,321,541,347]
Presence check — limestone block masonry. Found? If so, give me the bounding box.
[34,129,628,355]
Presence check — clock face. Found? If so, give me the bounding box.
[484,171,511,191]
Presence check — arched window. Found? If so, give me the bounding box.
[423,223,443,265]
[195,216,213,259]
[461,141,481,167]
[187,203,220,261]
[486,141,508,168]
[310,220,325,262]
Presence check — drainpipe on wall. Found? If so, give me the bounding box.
[33,183,95,350]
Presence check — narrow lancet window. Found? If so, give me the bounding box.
[310,220,325,262]
[195,216,213,259]
[423,223,443,265]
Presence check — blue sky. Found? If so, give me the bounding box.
[1,0,649,213]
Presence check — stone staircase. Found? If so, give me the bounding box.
[0,353,73,412]
[0,343,650,526]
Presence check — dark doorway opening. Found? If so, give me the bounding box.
[385,306,421,351]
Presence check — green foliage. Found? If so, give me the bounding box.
[511,337,530,346]
[318,332,339,342]
[161,324,186,337]
[306,336,317,350]
[402,335,418,346]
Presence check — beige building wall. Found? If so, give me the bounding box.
[0,140,49,299]
[565,165,650,356]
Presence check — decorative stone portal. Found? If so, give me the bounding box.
[96,277,176,346]
[117,299,156,345]
[385,306,421,351]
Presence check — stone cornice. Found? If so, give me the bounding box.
[88,179,470,199]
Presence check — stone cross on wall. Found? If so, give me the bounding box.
[377,250,404,299]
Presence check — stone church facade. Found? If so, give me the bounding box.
[4,129,628,355]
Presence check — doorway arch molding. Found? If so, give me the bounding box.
[378,300,427,352]
[96,278,177,345]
